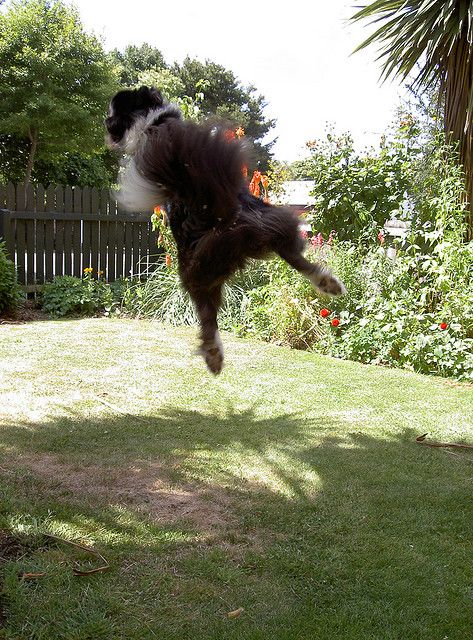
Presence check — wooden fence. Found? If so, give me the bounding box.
[0,182,159,291]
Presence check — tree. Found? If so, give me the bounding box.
[110,45,276,168]
[0,0,118,187]
[111,43,167,86]
[174,57,276,169]
[351,0,473,240]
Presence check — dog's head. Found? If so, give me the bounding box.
[105,86,165,149]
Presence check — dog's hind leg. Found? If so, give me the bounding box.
[277,245,346,296]
[191,286,224,375]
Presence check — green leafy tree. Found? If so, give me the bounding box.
[0,0,118,187]
[136,68,185,101]
[111,43,167,87]
[0,133,30,183]
[33,150,118,188]
[0,132,118,187]
[174,57,275,169]
[110,46,275,168]
[351,0,473,239]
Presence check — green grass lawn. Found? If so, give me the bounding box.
[0,317,472,640]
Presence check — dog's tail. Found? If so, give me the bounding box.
[118,118,248,224]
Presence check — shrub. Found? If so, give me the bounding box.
[41,271,115,317]
[0,240,21,314]
[242,236,472,381]
[89,124,472,381]
[124,257,268,331]
[298,128,412,242]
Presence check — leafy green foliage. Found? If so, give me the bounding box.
[0,0,118,183]
[324,239,473,380]
[33,150,118,188]
[0,240,21,314]
[0,133,30,183]
[117,133,472,380]
[0,135,118,189]
[111,43,166,87]
[351,0,473,238]
[298,127,412,241]
[110,44,276,168]
[174,57,275,169]
[41,272,117,317]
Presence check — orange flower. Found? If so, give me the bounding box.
[261,174,269,189]
[235,126,245,139]
[242,165,248,178]
[249,182,260,196]
[154,205,162,216]
[165,254,172,268]
[252,170,262,183]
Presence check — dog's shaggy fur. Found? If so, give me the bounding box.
[106,86,345,373]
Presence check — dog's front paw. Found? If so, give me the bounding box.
[310,268,346,296]
[199,333,224,375]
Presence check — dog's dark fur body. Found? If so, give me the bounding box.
[106,86,345,373]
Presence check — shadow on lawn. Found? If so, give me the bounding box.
[1,402,471,532]
[1,404,472,639]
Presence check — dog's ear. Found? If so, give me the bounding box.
[136,85,164,110]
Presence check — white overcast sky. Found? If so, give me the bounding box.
[14,0,407,161]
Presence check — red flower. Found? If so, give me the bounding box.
[225,129,236,141]
[300,229,308,239]
[331,318,340,327]
[311,232,324,248]
[439,322,448,330]
[377,230,385,245]
[320,308,330,318]
[242,165,248,178]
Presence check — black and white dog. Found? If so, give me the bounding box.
[106,86,345,374]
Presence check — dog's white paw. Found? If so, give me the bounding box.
[199,333,224,375]
[310,269,346,296]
